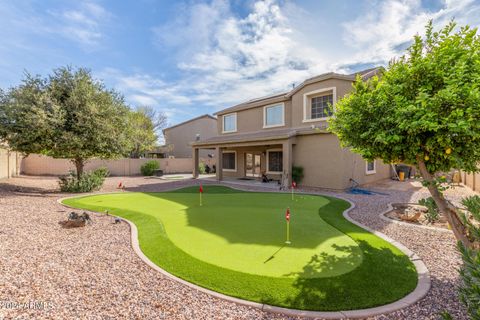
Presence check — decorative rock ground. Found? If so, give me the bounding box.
[0,176,475,319]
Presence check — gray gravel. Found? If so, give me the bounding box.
[0,176,475,319]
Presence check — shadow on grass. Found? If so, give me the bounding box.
[265,240,417,310]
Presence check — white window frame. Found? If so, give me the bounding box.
[222,150,237,172]
[365,160,376,175]
[302,87,337,123]
[266,148,283,174]
[222,113,237,133]
[263,102,285,129]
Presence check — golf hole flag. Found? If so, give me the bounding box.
[199,185,203,206]
[291,181,296,200]
[285,208,291,244]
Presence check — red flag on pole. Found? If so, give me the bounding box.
[292,181,296,188]
[199,185,203,193]
[285,208,290,222]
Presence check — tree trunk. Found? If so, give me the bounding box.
[73,158,84,179]
[416,156,472,247]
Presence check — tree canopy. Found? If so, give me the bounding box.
[0,66,132,177]
[128,106,167,158]
[329,21,480,247]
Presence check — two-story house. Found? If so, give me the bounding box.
[191,68,391,190]
[162,114,217,158]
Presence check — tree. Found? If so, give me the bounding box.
[329,21,480,248]
[0,66,131,179]
[127,106,167,158]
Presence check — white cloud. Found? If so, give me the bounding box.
[48,1,112,49]
[340,0,480,69]
[152,0,325,109]
[114,0,480,119]
[96,68,196,121]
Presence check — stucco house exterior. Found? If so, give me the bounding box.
[191,67,391,190]
[162,114,217,159]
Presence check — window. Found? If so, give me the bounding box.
[311,94,333,119]
[222,151,236,171]
[267,150,283,173]
[303,87,336,122]
[264,103,284,128]
[222,113,237,133]
[366,160,376,174]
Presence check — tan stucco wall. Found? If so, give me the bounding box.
[293,134,390,189]
[290,78,353,128]
[217,101,292,135]
[215,78,354,136]
[0,148,20,179]
[21,154,214,176]
[462,171,480,192]
[165,117,217,158]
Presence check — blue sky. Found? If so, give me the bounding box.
[1,0,479,127]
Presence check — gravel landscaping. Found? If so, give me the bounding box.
[0,176,475,319]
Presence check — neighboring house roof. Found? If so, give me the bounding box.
[162,114,217,134]
[214,67,383,116]
[192,123,329,147]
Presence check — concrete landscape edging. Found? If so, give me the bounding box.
[58,184,431,319]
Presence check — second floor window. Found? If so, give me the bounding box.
[223,113,237,132]
[264,104,284,127]
[311,94,333,119]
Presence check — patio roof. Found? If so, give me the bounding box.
[191,125,328,147]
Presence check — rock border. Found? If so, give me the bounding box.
[379,203,452,233]
[59,185,431,319]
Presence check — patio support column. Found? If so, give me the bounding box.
[216,147,223,181]
[192,147,199,178]
[282,139,293,188]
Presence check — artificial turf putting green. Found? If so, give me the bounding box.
[63,186,418,311]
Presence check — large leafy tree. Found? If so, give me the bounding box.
[0,67,131,178]
[329,21,480,247]
[128,106,167,158]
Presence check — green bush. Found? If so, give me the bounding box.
[457,243,480,320]
[140,160,160,176]
[59,167,109,193]
[418,197,440,224]
[292,166,304,184]
[443,195,480,320]
[198,162,206,174]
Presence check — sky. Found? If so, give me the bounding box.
[1,0,479,128]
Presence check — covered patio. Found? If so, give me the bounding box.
[191,129,296,189]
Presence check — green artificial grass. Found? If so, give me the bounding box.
[63,186,417,311]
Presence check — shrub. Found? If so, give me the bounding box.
[418,197,440,224]
[457,244,480,320]
[59,167,109,193]
[140,160,160,176]
[198,162,206,174]
[443,195,480,320]
[292,166,304,184]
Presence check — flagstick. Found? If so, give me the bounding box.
[199,192,202,206]
[291,187,294,200]
[286,221,291,244]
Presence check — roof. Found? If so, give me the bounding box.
[192,123,329,147]
[214,67,383,116]
[163,114,216,133]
